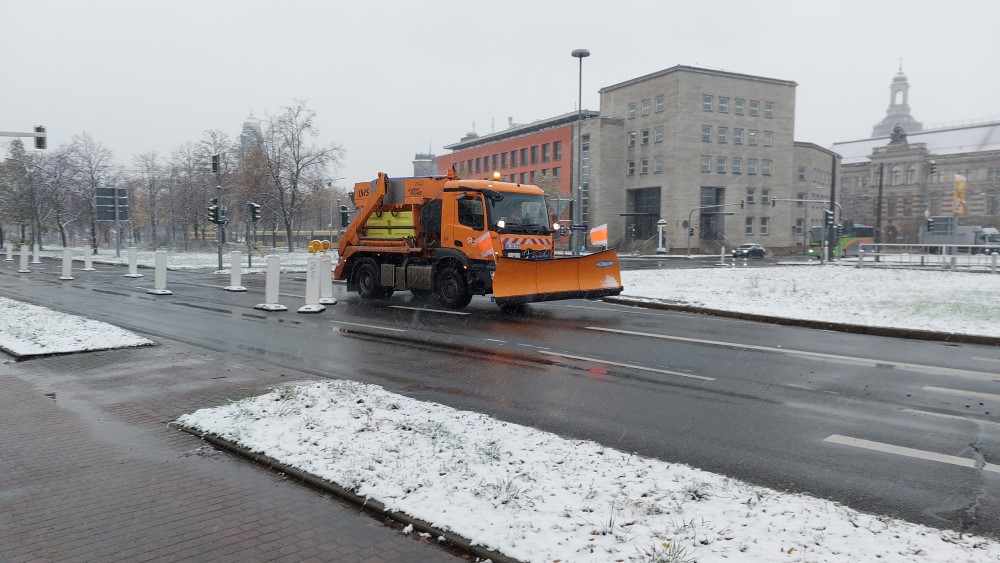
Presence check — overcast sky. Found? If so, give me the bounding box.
[3,0,999,185]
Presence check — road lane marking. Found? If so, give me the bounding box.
[331,321,407,332]
[823,434,1000,473]
[902,409,1000,429]
[389,305,469,316]
[973,356,1000,364]
[587,327,1000,380]
[923,386,1000,402]
[539,351,713,381]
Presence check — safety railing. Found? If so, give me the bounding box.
[856,243,999,273]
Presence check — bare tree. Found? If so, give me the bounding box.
[65,133,120,253]
[134,152,165,247]
[261,100,344,251]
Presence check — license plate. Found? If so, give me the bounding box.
[504,242,521,250]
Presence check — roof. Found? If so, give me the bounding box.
[599,64,797,93]
[832,120,1000,164]
[443,111,599,151]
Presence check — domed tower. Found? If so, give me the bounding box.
[872,63,923,138]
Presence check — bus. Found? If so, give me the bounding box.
[834,224,874,257]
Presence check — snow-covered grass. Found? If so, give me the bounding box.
[177,380,1000,563]
[0,297,152,356]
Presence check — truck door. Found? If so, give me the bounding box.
[443,194,487,257]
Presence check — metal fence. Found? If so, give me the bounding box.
[856,243,999,273]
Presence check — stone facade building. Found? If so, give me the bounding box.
[833,71,1000,245]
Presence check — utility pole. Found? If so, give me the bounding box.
[827,153,839,261]
[874,163,884,246]
[213,154,223,271]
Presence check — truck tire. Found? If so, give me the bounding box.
[436,267,472,309]
[355,259,392,299]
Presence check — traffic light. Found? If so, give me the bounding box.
[208,197,223,224]
[34,126,46,150]
[929,161,937,175]
[211,154,220,174]
[926,217,935,233]
[740,199,745,209]
[823,209,835,227]
[339,204,350,228]
[689,228,695,236]
[247,202,262,223]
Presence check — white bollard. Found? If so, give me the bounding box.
[298,254,326,313]
[124,246,143,277]
[31,243,42,264]
[319,254,337,305]
[147,251,172,295]
[82,246,96,271]
[4,243,12,261]
[17,244,30,273]
[59,248,74,280]
[255,255,287,311]
[992,252,997,274]
[224,251,247,292]
[856,249,864,268]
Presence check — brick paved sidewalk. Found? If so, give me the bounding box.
[0,341,465,562]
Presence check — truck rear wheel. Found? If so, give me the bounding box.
[436,267,472,309]
[355,259,392,299]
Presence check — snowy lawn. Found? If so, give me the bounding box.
[177,380,1000,563]
[621,265,1000,338]
[0,297,152,356]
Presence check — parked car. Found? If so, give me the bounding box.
[732,243,766,258]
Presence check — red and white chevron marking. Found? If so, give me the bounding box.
[501,236,549,247]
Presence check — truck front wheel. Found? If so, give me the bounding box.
[436,267,472,309]
[355,259,392,299]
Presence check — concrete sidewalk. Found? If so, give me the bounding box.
[0,341,465,562]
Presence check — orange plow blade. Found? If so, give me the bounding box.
[492,249,624,305]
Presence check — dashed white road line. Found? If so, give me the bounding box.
[923,386,1000,402]
[539,351,713,381]
[902,409,1000,429]
[389,305,469,316]
[587,327,1000,380]
[824,434,1000,473]
[332,321,407,332]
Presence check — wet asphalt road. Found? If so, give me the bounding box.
[2,256,998,539]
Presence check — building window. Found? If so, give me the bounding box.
[906,164,916,184]
[794,218,804,235]
[492,154,498,171]
[510,150,517,167]
[655,95,665,112]
[745,217,755,236]
[475,157,482,174]
[760,216,770,235]
[735,98,745,115]
[733,128,743,145]
[530,146,538,164]
[764,102,774,118]
[732,157,742,174]
[628,103,637,119]
[627,131,636,147]
[701,155,711,173]
[798,166,807,181]
[520,172,528,184]
[763,131,773,146]
[750,100,760,116]
[509,174,517,182]
[627,160,635,175]
[653,155,663,173]
[748,129,759,146]
[553,141,562,161]
[745,187,756,204]
[501,152,507,169]
[762,159,772,175]
[703,95,713,111]
[641,99,651,116]
[719,96,729,113]
[717,127,728,144]
[520,148,527,166]
[641,129,650,145]
[903,195,912,216]
[888,195,897,217]
[654,125,664,143]
[986,190,999,215]
[761,188,771,205]
[716,156,727,174]
[542,143,550,163]
[640,158,649,174]
[701,125,712,142]
[798,192,807,207]
[747,158,758,174]
[890,166,901,186]
[553,167,561,179]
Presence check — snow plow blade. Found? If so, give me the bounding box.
[492,249,624,306]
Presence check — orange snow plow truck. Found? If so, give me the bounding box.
[334,170,623,310]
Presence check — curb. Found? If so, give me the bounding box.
[603,296,1000,347]
[175,425,519,563]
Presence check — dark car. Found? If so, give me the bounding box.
[732,243,766,258]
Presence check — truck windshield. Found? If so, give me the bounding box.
[984,233,1000,243]
[489,194,550,234]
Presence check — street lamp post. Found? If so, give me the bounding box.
[571,48,590,257]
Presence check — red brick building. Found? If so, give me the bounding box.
[437,112,598,221]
